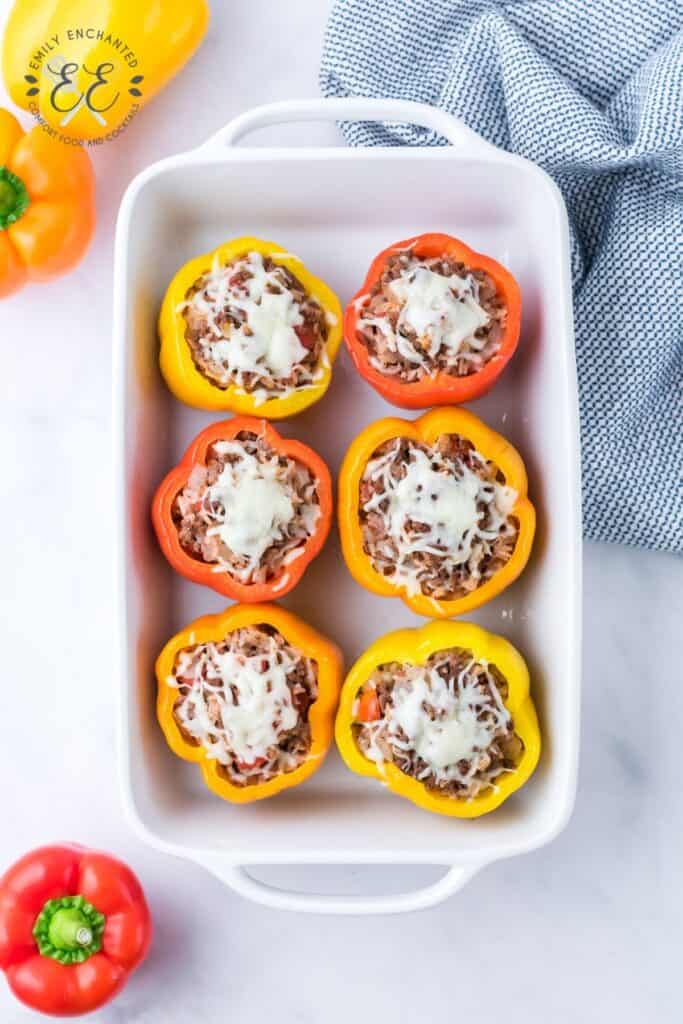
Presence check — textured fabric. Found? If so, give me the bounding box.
[320,0,683,551]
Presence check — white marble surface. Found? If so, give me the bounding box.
[0,1,681,1020]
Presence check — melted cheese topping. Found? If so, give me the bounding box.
[362,441,517,596]
[359,262,491,373]
[170,637,302,766]
[203,440,320,579]
[360,659,511,790]
[182,252,327,401]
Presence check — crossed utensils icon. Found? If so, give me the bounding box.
[42,55,108,127]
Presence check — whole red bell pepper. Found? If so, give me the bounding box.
[0,843,151,1017]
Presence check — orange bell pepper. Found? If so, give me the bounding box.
[338,407,536,618]
[344,233,521,408]
[156,603,343,804]
[152,416,333,602]
[0,108,95,298]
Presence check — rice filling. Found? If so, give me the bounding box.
[181,250,329,401]
[359,433,519,600]
[354,647,523,800]
[357,250,506,382]
[169,624,318,787]
[173,430,321,585]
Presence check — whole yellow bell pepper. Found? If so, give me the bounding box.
[338,407,536,618]
[335,620,541,818]
[159,236,343,418]
[2,0,209,142]
[156,603,344,804]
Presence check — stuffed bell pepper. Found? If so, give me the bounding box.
[344,233,521,408]
[156,604,343,803]
[336,621,540,818]
[152,417,332,602]
[338,408,535,618]
[159,237,343,418]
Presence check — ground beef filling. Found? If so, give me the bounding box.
[171,625,318,787]
[354,647,524,800]
[357,250,506,381]
[172,430,320,585]
[359,433,519,601]
[182,252,328,395]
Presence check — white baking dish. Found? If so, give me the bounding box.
[113,98,581,914]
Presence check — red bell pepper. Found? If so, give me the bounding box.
[0,843,151,1017]
[343,232,522,409]
[152,416,333,602]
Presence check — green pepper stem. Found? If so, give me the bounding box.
[33,895,105,964]
[49,909,92,949]
[0,167,30,230]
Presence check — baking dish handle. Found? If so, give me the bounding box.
[199,97,497,154]
[195,860,482,915]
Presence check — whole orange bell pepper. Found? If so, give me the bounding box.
[0,108,95,298]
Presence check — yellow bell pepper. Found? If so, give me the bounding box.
[2,0,209,142]
[338,407,536,618]
[159,236,343,418]
[336,620,541,818]
[156,603,343,804]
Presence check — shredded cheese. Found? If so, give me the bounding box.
[201,440,320,581]
[181,251,323,399]
[170,635,305,767]
[360,657,512,793]
[362,440,517,596]
[359,260,492,375]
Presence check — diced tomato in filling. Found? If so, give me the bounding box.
[237,756,268,771]
[357,689,382,722]
[295,324,318,350]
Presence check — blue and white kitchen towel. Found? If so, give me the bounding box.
[321,0,683,552]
